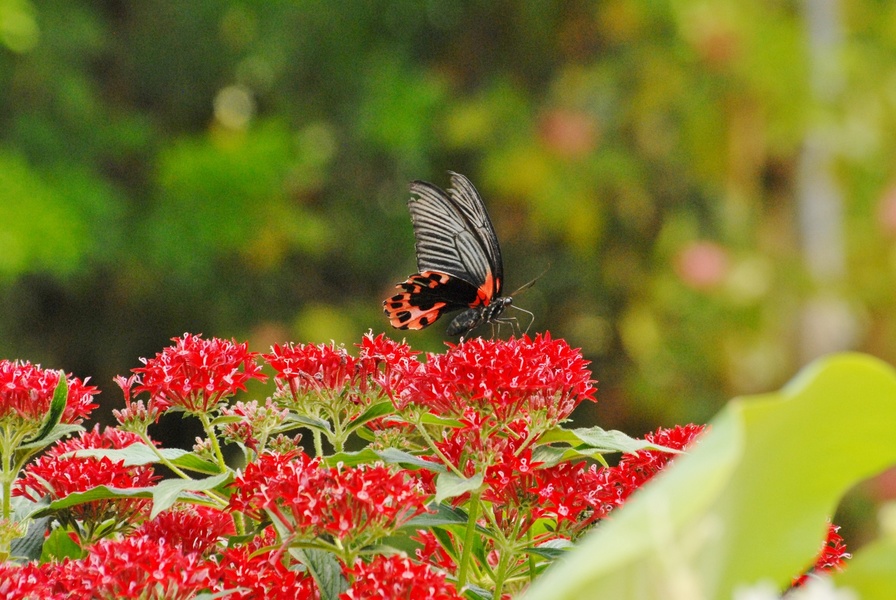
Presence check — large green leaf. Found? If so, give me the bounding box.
[435,472,484,504]
[524,353,896,600]
[72,444,221,474]
[32,475,229,521]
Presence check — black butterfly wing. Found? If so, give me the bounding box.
[407,172,504,300]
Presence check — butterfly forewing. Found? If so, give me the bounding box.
[408,173,503,297]
[446,171,504,290]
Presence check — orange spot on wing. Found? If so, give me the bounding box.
[475,273,497,306]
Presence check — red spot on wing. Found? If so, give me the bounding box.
[383,271,453,330]
[416,271,452,287]
[385,302,448,330]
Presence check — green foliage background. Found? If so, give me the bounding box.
[1,1,895,460]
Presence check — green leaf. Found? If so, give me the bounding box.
[464,584,494,600]
[405,502,469,528]
[39,525,83,562]
[22,373,68,445]
[72,445,221,474]
[323,448,381,467]
[286,414,333,434]
[33,475,228,521]
[524,353,896,600]
[149,473,231,518]
[291,547,347,600]
[832,536,896,599]
[419,413,464,428]
[435,472,483,504]
[209,414,244,427]
[11,512,50,561]
[531,444,609,468]
[376,448,445,472]
[538,425,680,455]
[17,424,82,452]
[526,545,568,561]
[36,486,154,516]
[345,399,394,431]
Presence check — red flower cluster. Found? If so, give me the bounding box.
[341,555,463,600]
[229,452,429,549]
[413,529,457,571]
[266,341,360,397]
[264,333,417,403]
[398,334,596,425]
[14,426,159,539]
[356,332,421,393]
[55,536,215,599]
[132,333,266,413]
[135,505,235,557]
[216,526,319,599]
[0,359,97,426]
[0,561,65,600]
[219,399,289,452]
[793,522,851,587]
[589,424,707,519]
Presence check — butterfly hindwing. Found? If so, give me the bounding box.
[384,271,481,330]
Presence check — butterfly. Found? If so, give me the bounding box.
[383,171,520,338]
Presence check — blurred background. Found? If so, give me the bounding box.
[2,0,895,542]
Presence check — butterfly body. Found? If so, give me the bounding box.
[446,297,513,337]
[384,172,512,338]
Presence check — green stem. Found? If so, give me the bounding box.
[312,429,324,458]
[138,431,191,480]
[492,545,514,600]
[527,526,536,583]
[458,489,482,588]
[1,436,11,521]
[412,415,466,478]
[198,411,228,473]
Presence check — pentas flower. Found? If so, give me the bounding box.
[215,526,319,599]
[590,424,707,519]
[397,334,596,428]
[793,523,851,587]
[341,555,463,600]
[527,461,604,531]
[131,333,266,414]
[413,529,457,572]
[51,423,148,453]
[0,561,66,600]
[14,426,159,542]
[432,417,537,490]
[0,359,97,427]
[54,535,215,600]
[229,451,430,554]
[134,505,235,557]
[356,332,420,395]
[264,337,411,452]
[265,341,363,398]
[219,398,289,454]
[112,374,166,431]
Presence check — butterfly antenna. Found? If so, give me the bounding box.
[508,264,551,297]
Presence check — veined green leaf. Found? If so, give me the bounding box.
[524,353,896,600]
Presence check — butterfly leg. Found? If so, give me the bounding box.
[507,304,535,335]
